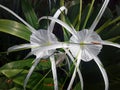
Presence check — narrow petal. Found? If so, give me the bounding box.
[30,30,58,45]
[93,55,109,90]
[48,6,67,32]
[65,49,83,90]
[67,50,83,90]
[31,42,77,55]
[86,48,109,90]
[101,41,120,48]
[24,58,41,90]
[50,55,58,90]
[7,44,39,53]
[39,16,78,39]
[0,4,36,33]
[67,67,77,90]
[89,0,109,32]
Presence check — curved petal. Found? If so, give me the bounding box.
[31,42,80,58]
[89,0,110,32]
[101,41,120,48]
[93,55,109,90]
[65,49,83,90]
[39,16,78,39]
[86,48,109,90]
[48,6,67,32]
[67,49,83,90]
[67,67,77,90]
[0,4,36,33]
[50,55,58,90]
[7,44,39,53]
[70,29,102,61]
[24,57,41,90]
[30,30,58,45]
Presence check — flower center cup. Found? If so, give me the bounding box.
[70,29,103,62]
[30,30,58,58]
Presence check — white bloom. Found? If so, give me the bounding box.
[39,1,119,90]
[70,29,102,61]
[67,0,117,90]
[0,4,69,90]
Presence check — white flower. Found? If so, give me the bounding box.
[67,0,118,90]
[0,4,70,90]
[39,0,119,90]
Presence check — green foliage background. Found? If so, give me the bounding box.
[0,0,120,90]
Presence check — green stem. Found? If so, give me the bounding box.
[82,0,95,29]
[76,0,82,31]
[60,0,64,21]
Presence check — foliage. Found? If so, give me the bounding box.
[0,0,120,90]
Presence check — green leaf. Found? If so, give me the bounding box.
[0,58,51,71]
[0,69,43,89]
[21,0,39,29]
[0,19,31,41]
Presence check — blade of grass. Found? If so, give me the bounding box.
[82,0,95,29]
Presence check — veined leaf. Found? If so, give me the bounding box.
[0,19,31,41]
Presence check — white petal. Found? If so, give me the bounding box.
[89,0,110,32]
[30,42,66,58]
[24,58,41,90]
[70,29,102,61]
[0,4,36,33]
[7,44,39,53]
[67,49,83,90]
[67,67,77,90]
[30,30,58,45]
[39,16,78,39]
[48,6,67,32]
[101,41,120,48]
[65,49,83,90]
[86,48,109,90]
[50,55,58,90]
[93,56,109,90]
[69,45,81,58]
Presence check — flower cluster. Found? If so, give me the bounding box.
[1,0,120,90]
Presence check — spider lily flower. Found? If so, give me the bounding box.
[67,0,111,90]
[0,4,69,90]
[39,0,116,90]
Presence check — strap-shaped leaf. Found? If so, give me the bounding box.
[0,19,31,41]
[21,0,39,29]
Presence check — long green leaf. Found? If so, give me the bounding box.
[21,0,39,29]
[0,19,31,41]
[0,69,43,89]
[0,58,51,71]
